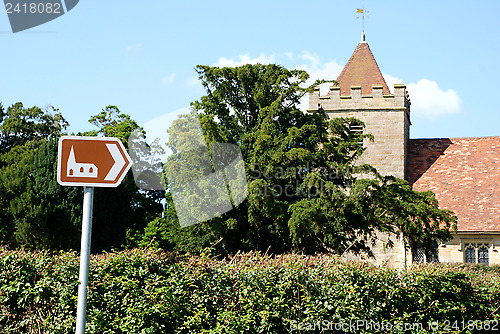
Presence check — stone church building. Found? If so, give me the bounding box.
[308,36,500,267]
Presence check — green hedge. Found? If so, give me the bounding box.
[0,249,499,333]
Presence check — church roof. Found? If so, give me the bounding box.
[336,42,391,96]
[409,137,500,232]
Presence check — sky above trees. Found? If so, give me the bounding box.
[1,1,499,140]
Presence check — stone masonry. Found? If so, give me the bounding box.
[308,84,411,180]
[313,39,500,267]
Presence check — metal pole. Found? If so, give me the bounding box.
[75,186,94,334]
[362,0,365,33]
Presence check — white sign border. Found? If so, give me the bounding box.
[57,136,133,188]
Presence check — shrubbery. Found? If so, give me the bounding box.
[1,249,499,333]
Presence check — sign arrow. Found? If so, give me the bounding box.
[104,143,127,181]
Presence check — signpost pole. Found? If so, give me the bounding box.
[75,186,94,334]
[57,136,132,333]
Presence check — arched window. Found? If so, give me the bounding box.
[426,240,440,263]
[464,243,476,263]
[464,242,489,265]
[478,245,489,265]
[412,245,425,264]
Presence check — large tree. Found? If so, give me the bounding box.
[0,103,163,251]
[0,102,67,155]
[0,103,80,249]
[145,64,456,256]
[80,105,163,251]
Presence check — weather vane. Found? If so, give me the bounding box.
[356,0,370,42]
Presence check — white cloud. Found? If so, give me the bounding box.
[407,79,462,118]
[294,52,343,111]
[161,73,176,85]
[212,52,342,92]
[298,51,321,69]
[382,73,404,93]
[296,53,342,88]
[214,54,276,67]
[377,73,462,118]
[207,52,462,118]
[210,51,340,111]
[284,52,294,61]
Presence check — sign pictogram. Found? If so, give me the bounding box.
[57,136,132,187]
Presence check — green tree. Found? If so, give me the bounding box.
[81,105,163,251]
[83,105,139,146]
[0,102,67,155]
[0,103,162,251]
[5,139,83,249]
[145,64,456,256]
[0,103,79,249]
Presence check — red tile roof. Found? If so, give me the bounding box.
[409,137,500,232]
[336,42,391,96]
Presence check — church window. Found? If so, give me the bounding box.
[412,240,439,264]
[478,245,489,265]
[464,243,489,265]
[412,245,425,263]
[464,243,476,263]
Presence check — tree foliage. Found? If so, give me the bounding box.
[79,105,163,251]
[145,64,456,256]
[0,65,456,258]
[83,105,138,147]
[0,102,67,155]
[0,103,80,249]
[0,103,162,251]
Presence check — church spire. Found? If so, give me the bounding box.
[335,42,390,96]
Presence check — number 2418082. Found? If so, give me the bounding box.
[5,2,62,14]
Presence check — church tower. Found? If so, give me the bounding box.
[309,38,411,180]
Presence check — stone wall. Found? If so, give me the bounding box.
[338,232,500,268]
[340,231,408,268]
[309,84,411,268]
[438,234,500,265]
[309,84,411,180]
[328,110,408,179]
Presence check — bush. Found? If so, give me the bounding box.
[0,249,499,333]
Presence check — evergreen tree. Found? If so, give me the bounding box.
[0,103,163,251]
[143,64,456,256]
[0,103,78,249]
[0,102,67,155]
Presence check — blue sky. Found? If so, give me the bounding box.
[1,1,499,140]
